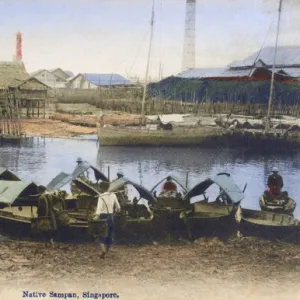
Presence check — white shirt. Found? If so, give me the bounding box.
[95,192,121,215]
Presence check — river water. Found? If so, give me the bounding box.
[1,136,300,218]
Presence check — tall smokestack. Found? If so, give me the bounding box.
[182,0,196,72]
[16,32,22,61]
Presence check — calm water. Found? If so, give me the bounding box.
[1,137,300,217]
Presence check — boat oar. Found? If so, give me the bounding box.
[243,183,247,193]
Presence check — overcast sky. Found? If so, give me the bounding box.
[0,0,299,79]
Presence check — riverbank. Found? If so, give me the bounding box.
[0,236,300,299]
[21,119,97,138]
[13,110,300,140]
[20,112,150,138]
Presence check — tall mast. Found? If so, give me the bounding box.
[265,0,283,131]
[141,0,155,116]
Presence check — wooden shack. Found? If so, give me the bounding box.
[0,61,50,119]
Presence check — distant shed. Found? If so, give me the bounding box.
[66,73,132,89]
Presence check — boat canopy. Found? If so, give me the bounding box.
[150,175,187,193]
[72,178,100,196]
[184,173,245,204]
[46,161,109,191]
[0,181,41,207]
[46,172,74,191]
[0,167,21,181]
[72,161,109,182]
[108,177,155,204]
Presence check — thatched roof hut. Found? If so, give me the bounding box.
[0,61,51,119]
[0,61,30,89]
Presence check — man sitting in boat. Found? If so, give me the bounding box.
[159,176,177,198]
[259,167,296,216]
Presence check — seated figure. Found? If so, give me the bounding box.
[260,167,296,216]
[159,176,178,198]
[215,188,232,205]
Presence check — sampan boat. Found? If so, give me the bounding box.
[47,160,110,195]
[150,175,192,238]
[46,171,110,241]
[0,180,68,238]
[238,208,300,242]
[47,172,155,242]
[106,176,155,242]
[181,173,246,240]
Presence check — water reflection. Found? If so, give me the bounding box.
[1,138,300,218]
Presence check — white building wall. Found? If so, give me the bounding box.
[32,70,66,88]
[51,69,70,80]
[69,75,98,89]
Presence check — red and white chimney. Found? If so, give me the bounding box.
[16,32,22,61]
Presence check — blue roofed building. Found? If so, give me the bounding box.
[67,73,131,89]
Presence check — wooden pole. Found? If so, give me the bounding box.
[265,0,282,131]
[141,0,155,116]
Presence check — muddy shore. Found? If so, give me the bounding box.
[21,119,97,138]
[21,112,150,138]
[1,236,300,299]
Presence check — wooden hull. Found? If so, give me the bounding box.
[184,203,239,240]
[97,126,223,146]
[97,125,300,150]
[150,208,188,239]
[184,212,238,241]
[239,208,300,241]
[114,214,155,243]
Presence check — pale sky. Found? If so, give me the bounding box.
[0,0,299,80]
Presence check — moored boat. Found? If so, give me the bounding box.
[238,208,300,242]
[181,173,246,240]
[150,175,192,238]
[96,123,222,147]
[0,180,68,238]
[105,176,155,242]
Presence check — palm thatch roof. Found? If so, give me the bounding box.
[0,61,50,91]
[0,61,30,89]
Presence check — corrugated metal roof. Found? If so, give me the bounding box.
[82,73,131,86]
[177,68,227,78]
[229,46,300,68]
[176,67,295,79]
[276,68,300,77]
[177,67,251,79]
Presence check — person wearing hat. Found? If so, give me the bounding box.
[267,167,283,192]
[110,171,129,205]
[93,181,121,259]
[117,171,124,178]
[260,168,296,215]
[76,157,90,181]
